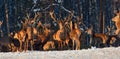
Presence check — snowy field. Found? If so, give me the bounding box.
[0,47,120,59]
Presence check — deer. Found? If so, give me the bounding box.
[13,19,28,52]
[13,27,26,52]
[52,20,64,49]
[69,20,81,50]
[112,10,120,35]
[106,35,120,47]
[24,12,39,51]
[37,25,51,43]
[43,40,56,51]
[0,32,20,52]
[92,33,110,48]
[49,10,70,50]
[85,25,93,48]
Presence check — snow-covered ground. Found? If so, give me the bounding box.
[0,47,120,59]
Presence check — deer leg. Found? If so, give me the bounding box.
[59,41,62,50]
[89,35,92,47]
[63,41,66,49]
[75,39,80,50]
[58,41,62,50]
[19,40,22,52]
[26,40,29,51]
[72,40,75,50]
[30,40,33,50]
[57,41,60,50]
[8,43,12,52]
[24,41,26,51]
[65,39,70,49]
[24,40,28,52]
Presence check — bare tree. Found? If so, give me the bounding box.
[5,0,10,36]
[99,0,105,33]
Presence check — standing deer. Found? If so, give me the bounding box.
[24,12,39,51]
[112,11,120,35]
[53,20,64,49]
[69,21,81,50]
[13,27,26,52]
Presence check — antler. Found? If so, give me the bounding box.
[49,11,56,22]
[26,13,30,20]
[31,12,39,23]
[33,12,39,20]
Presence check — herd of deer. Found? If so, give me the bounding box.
[0,10,120,52]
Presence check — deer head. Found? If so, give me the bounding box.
[86,26,93,35]
[70,20,73,31]
[58,20,63,30]
[112,11,120,22]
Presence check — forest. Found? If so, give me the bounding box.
[0,0,120,52]
[0,0,119,35]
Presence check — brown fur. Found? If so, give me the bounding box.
[43,41,55,51]
[38,27,51,42]
[112,11,120,34]
[53,20,64,49]
[23,12,39,51]
[14,29,26,52]
[110,37,116,45]
[94,33,108,44]
[69,21,81,50]
[25,26,34,51]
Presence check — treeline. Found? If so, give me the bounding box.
[0,0,120,35]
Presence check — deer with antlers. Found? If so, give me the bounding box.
[69,20,81,50]
[49,10,70,50]
[24,12,40,51]
[13,28,26,52]
[112,10,120,35]
[52,20,64,49]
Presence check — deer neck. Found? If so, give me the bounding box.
[44,28,50,36]
[59,23,63,30]
[74,23,78,29]
[70,21,73,31]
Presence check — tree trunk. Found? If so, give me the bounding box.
[50,0,53,12]
[5,0,10,36]
[99,0,105,33]
[77,0,81,16]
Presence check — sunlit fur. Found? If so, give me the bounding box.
[94,33,108,44]
[14,29,26,52]
[110,37,116,45]
[38,27,51,44]
[112,11,120,34]
[53,20,63,49]
[69,21,81,50]
[43,41,55,51]
[25,26,34,51]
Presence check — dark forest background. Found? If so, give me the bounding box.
[0,0,120,36]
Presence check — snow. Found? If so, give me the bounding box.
[0,47,120,59]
